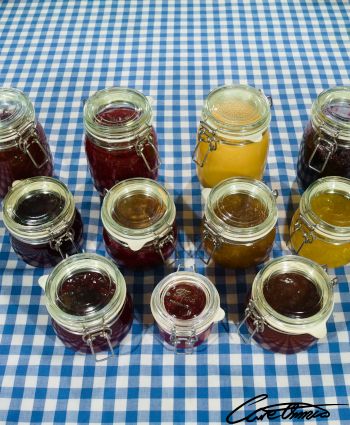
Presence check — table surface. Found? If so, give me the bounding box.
[0,1,350,424]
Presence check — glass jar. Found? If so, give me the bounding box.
[193,84,271,188]
[102,178,177,268]
[0,87,53,198]
[151,270,225,353]
[38,253,133,361]
[200,177,278,268]
[290,176,350,268]
[238,256,335,354]
[297,86,350,190]
[84,87,161,195]
[2,177,83,267]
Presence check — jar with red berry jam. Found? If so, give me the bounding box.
[102,178,177,268]
[84,87,160,195]
[0,87,53,198]
[38,253,133,361]
[2,177,83,268]
[238,256,336,354]
[151,270,225,353]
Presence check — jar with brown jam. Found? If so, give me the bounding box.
[84,87,160,195]
[0,87,53,198]
[102,178,177,268]
[2,177,83,267]
[200,177,278,268]
[290,176,350,268]
[38,253,133,361]
[297,86,350,190]
[193,84,271,188]
[150,270,225,353]
[238,256,335,354]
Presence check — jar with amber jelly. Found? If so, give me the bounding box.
[84,87,160,195]
[0,87,53,197]
[102,178,177,268]
[200,177,278,268]
[238,256,335,354]
[297,86,350,190]
[193,84,271,188]
[290,176,350,268]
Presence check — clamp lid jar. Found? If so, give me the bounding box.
[193,84,271,187]
[0,87,53,197]
[84,87,160,195]
[297,86,350,190]
[39,253,133,361]
[2,177,83,267]
[151,270,225,353]
[238,256,335,354]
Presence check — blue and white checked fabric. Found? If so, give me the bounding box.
[0,1,350,424]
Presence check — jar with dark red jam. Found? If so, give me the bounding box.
[2,177,83,267]
[151,270,225,353]
[297,86,350,190]
[238,256,335,354]
[38,253,133,361]
[102,178,177,268]
[84,87,160,195]
[0,87,53,198]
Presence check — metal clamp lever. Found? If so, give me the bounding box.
[83,327,115,362]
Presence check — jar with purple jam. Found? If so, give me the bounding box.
[0,87,53,198]
[151,270,225,353]
[38,253,133,361]
[297,86,350,190]
[238,256,335,354]
[2,177,83,268]
[84,87,160,195]
[101,178,177,268]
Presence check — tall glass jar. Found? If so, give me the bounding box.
[290,176,350,268]
[102,178,177,268]
[238,256,335,354]
[193,84,271,188]
[200,177,278,268]
[84,87,161,195]
[2,177,83,267]
[38,253,133,361]
[0,87,53,198]
[297,86,350,190]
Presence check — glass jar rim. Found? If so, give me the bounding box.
[251,256,334,335]
[84,87,152,145]
[150,271,221,336]
[205,177,278,242]
[43,253,127,334]
[2,177,76,244]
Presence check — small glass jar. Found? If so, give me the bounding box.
[84,87,161,195]
[151,270,225,353]
[38,253,133,361]
[238,256,335,354]
[290,176,350,268]
[2,177,83,267]
[102,178,177,268]
[200,177,278,268]
[0,87,53,198]
[193,84,271,188]
[297,86,350,190]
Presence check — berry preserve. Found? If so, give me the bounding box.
[0,87,53,197]
[3,177,83,267]
[84,87,160,195]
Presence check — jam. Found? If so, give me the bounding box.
[164,283,207,319]
[310,192,350,226]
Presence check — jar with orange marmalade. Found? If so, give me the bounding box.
[200,177,278,268]
[193,84,271,188]
[290,176,350,268]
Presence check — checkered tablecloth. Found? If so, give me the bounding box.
[0,1,349,424]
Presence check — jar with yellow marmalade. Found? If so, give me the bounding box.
[200,177,278,268]
[290,176,350,268]
[193,84,271,188]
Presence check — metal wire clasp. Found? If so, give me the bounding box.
[154,230,176,264]
[192,121,218,167]
[82,327,115,362]
[289,214,316,254]
[308,126,338,173]
[196,222,222,265]
[237,299,265,343]
[16,121,50,169]
[170,327,198,354]
[49,228,80,259]
[135,127,161,172]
